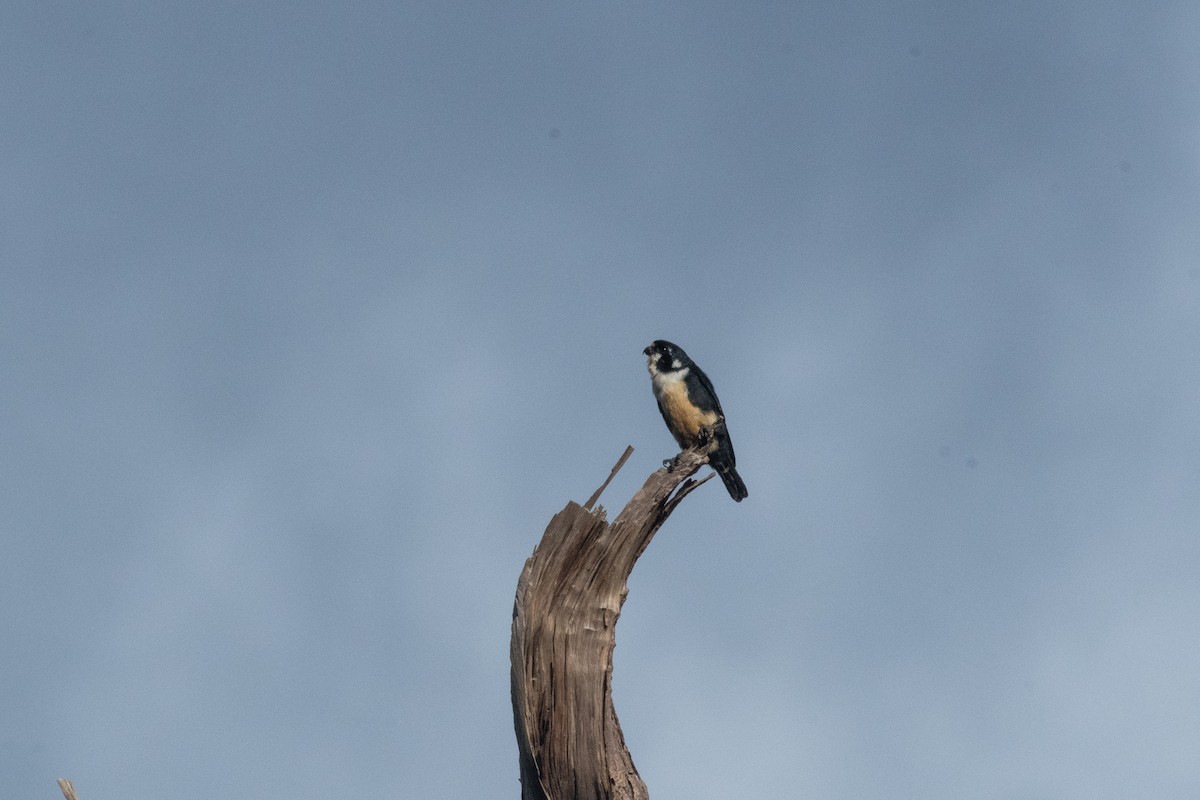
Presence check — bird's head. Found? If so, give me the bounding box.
[644,340,691,377]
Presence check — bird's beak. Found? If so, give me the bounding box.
[643,345,653,356]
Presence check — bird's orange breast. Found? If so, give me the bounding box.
[658,379,718,446]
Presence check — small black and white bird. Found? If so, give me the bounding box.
[644,340,748,502]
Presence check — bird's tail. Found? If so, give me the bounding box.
[716,464,748,502]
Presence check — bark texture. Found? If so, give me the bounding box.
[510,445,712,800]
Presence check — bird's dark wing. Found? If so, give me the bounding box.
[689,363,725,418]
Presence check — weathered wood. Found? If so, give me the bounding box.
[511,445,714,800]
[57,778,79,800]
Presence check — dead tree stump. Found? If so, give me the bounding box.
[510,445,714,800]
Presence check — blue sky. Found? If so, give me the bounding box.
[4,2,1199,797]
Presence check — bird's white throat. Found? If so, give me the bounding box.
[649,363,689,390]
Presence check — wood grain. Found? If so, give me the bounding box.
[511,445,713,800]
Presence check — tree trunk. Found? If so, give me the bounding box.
[510,445,713,800]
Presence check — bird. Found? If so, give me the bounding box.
[643,339,748,502]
